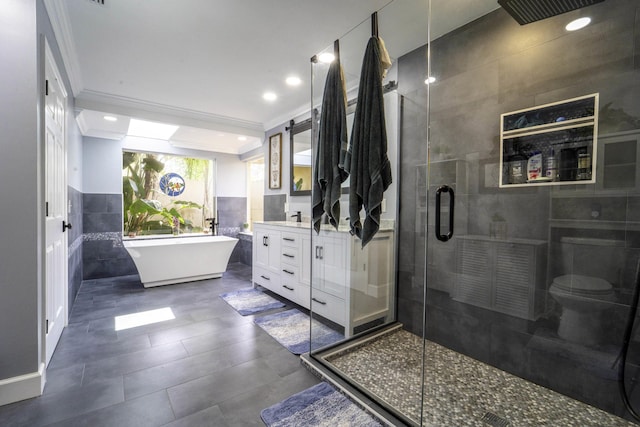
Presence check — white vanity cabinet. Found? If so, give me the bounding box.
[311,229,395,337]
[253,226,281,293]
[252,222,395,337]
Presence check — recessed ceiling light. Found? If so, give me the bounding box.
[286,76,302,86]
[566,17,591,31]
[238,136,247,141]
[263,92,277,101]
[103,115,117,122]
[127,119,179,140]
[318,52,335,64]
[424,76,436,85]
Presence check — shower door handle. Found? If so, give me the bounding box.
[435,185,454,242]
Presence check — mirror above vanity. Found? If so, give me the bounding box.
[289,118,313,196]
[289,106,357,197]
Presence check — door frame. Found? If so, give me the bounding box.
[41,37,69,371]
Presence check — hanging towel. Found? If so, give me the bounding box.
[312,57,349,233]
[377,36,392,78]
[344,36,392,247]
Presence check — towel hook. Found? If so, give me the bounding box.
[371,12,378,37]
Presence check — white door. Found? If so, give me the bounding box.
[44,42,68,366]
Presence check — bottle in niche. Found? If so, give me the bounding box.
[508,152,527,184]
[577,147,592,180]
[559,148,578,181]
[545,149,558,181]
[527,151,543,181]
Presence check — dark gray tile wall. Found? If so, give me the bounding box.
[217,197,249,265]
[397,1,640,418]
[264,194,286,221]
[236,233,253,267]
[82,193,137,280]
[68,186,83,312]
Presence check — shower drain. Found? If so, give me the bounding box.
[481,411,511,427]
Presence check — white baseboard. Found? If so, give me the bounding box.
[0,363,44,406]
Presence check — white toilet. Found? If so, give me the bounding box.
[549,274,615,346]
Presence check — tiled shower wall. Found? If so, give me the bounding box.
[396,1,640,418]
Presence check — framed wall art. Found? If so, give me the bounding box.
[269,132,282,189]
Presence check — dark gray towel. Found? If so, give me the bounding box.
[344,37,392,247]
[312,58,349,233]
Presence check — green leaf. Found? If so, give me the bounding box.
[129,199,162,215]
[142,156,165,173]
[172,200,202,209]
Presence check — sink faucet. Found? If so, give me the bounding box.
[291,211,302,223]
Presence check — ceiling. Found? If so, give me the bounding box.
[45,0,498,155]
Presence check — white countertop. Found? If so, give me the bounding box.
[254,219,395,232]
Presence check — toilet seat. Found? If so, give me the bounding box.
[551,274,612,296]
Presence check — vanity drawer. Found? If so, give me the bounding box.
[281,248,300,267]
[281,264,299,281]
[310,289,345,325]
[281,232,301,248]
[280,280,310,309]
[253,266,280,292]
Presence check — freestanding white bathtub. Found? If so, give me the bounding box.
[123,235,239,288]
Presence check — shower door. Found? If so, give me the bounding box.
[307,7,421,424]
[423,0,640,424]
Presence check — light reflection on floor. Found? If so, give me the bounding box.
[114,307,175,331]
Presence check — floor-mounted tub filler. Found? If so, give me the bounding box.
[123,235,238,287]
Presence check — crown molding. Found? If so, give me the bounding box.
[75,90,266,138]
[43,0,83,97]
[263,100,312,133]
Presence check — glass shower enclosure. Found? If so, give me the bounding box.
[306,0,640,425]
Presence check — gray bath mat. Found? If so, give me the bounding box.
[261,382,383,426]
[254,309,343,354]
[219,287,284,315]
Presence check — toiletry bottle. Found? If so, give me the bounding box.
[545,149,558,181]
[577,147,591,180]
[527,151,542,181]
[509,152,526,184]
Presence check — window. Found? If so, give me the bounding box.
[122,151,214,236]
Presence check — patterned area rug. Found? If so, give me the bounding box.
[219,287,285,315]
[261,382,384,427]
[254,309,343,354]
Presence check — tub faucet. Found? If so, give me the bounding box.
[291,211,302,223]
[205,217,217,235]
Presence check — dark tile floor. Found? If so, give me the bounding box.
[0,263,320,426]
